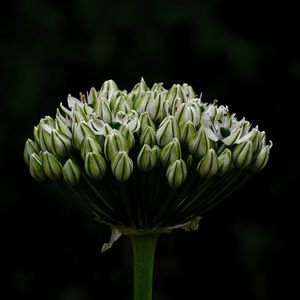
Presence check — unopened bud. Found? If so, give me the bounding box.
[188,127,209,159]
[175,103,200,126]
[111,151,133,182]
[29,153,46,182]
[166,159,187,188]
[62,159,81,186]
[137,144,157,171]
[94,98,113,124]
[139,126,156,147]
[156,116,181,147]
[42,151,62,180]
[160,138,181,167]
[84,152,107,179]
[104,130,129,161]
[197,149,219,177]
[51,129,72,157]
[119,125,135,149]
[180,121,196,144]
[72,121,95,150]
[80,136,102,159]
[99,79,118,99]
[233,141,253,169]
[152,145,161,161]
[217,148,233,176]
[24,139,40,165]
[251,143,272,172]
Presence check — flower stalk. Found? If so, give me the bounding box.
[130,234,160,300]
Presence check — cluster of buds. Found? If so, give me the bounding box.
[24,79,272,233]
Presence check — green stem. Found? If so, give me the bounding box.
[130,234,160,300]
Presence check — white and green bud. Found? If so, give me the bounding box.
[251,143,272,172]
[148,92,165,121]
[175,103,200,126]
[166,84,187,105]
[135,91,153,114]
[138,112,155,132]
[51,129,72,157]
[160,138,182,167]
[217,148,233,176]
[180,121,196,144]
[87,87,98,104]
[171,97,184,115]
[29,153,46,182]
[55,116,72,138]
[132,77,148,95]
[38,123,53,152]
[152,145,161,161]
[111,151,133,182]
[42,151,62,180]
[72,121,95,150]
[137,144,157,171]
[62,159,81,186]
[233,141,253,169]
[197,148,219,177]
[182,83,195,99]
[99,79,118,99]
[166,159,188,189]
[119,125,135,149]
[80,136,102,159]
[188,127,209,159]
[94,98,113,124]
[139,126,156,147]
[24,139,40,165]
[156,116,181,147]
[111,95,131,113]
[186,154,193,170]
[33,126,40,147]
[84,152,107,180]
[104,130,129,161]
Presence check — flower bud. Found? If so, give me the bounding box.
[156,116,181,147]
[111,95,131,113]
[138,112,155,132]
[84,152,107,179]
[87,87,98,104]
[51,129,72,157]
[152,145,161,161]
[175,103,200,126]
[38,123,53,152]
[62,159,81,186]
[80,136,102,159]
[232,141,253,169]
[132,77,149,95]
[166,84,187,106]
[42,151,62,180]
[119,125,135,149]
[135,91,154,114]
[29,153,46,182]
[55,116,72,138]
[160,138,182,167]
[180,121,196,144]
[148,92,165,121]
[139,126,156,147]
[166,159,188,188]
[186,154,193,170]
[72,121,95,150]
[197,148,219,177]
[94,98,113,124]
[24,139,40,165]
[217,148,233,176]
[188,127,209,159]
[251,143,272,172]
[104,130,129,161]
[99,79,118,99]
[182,83,195,99]
[111,151,133,182]
[137,144,157,171]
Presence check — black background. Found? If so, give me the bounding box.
[1,0,298,299]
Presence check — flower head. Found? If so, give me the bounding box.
[24,79,272,244]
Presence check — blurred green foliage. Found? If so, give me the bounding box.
[1,0,298,299]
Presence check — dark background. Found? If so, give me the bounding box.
[1,0,298,299]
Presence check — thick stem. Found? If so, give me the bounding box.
[130,234,160,300]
